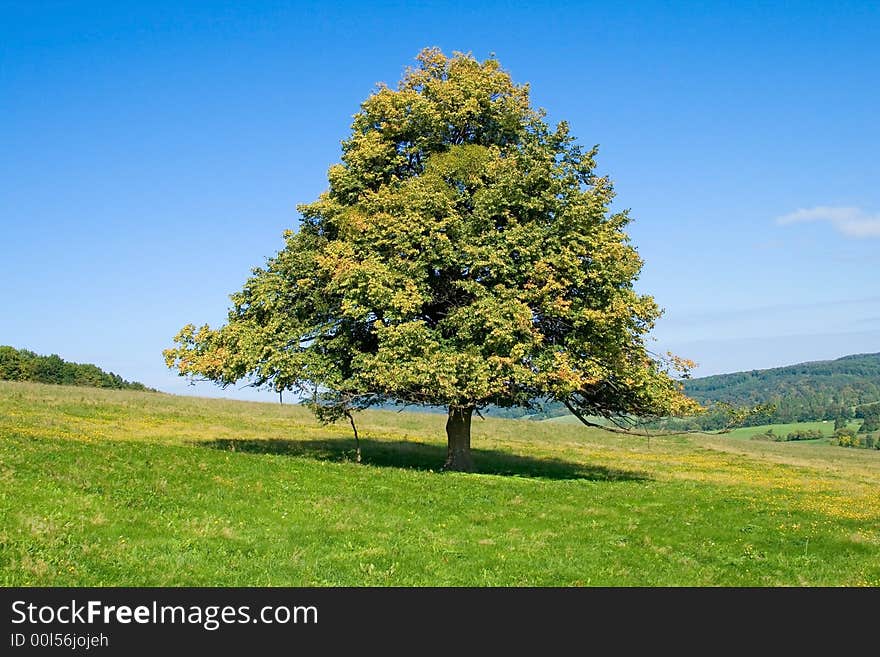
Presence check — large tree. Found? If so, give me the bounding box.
[164,49,700,471]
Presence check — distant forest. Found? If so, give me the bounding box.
[493,353,880,429]
[652,352,880,430]
[0,346,155,392]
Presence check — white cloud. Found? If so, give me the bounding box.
[776,206,880,238]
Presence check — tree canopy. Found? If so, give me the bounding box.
[164,49,700,470]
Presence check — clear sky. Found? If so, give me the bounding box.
[2,1,878,400]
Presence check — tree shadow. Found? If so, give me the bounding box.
[198,437,649,482]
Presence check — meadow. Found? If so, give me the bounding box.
[724,420,861,444]
[1,381,878,586]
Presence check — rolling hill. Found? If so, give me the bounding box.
[677,352,880,428]
[1,380,878,586]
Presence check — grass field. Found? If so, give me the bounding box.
[724,420,861,444]
[1,381,879,586]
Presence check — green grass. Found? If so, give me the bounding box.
[1,381,879,586]
[725,420,862,444]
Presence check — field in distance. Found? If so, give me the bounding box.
[543,414,863,446]
[1,381,878,586]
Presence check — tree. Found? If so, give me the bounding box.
[859,407,880,433]
[0,346,23,381]
[32,354,65,384]
[164,49,701,471]
[711,401,777,432]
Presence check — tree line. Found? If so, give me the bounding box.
[0,346,154,391]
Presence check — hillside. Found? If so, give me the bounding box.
[518,353,880,428]
[2,380,878,586]
[677,352,880,428]
[684,352,880,406]
[0,345,154,391]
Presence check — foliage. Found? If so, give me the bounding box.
[714,401,777,431]
[751,427,825,442]
[0,345,153,391]
[832,427,859,448]
[831,426,879,449]
[751,426,825,442]
[785,428,824,441]
[164,49,700,446]
[750,428,777,442]
[856,404,880,433]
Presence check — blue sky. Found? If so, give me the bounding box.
[2,1,878,400]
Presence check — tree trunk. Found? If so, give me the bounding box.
[444,406,474,472]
